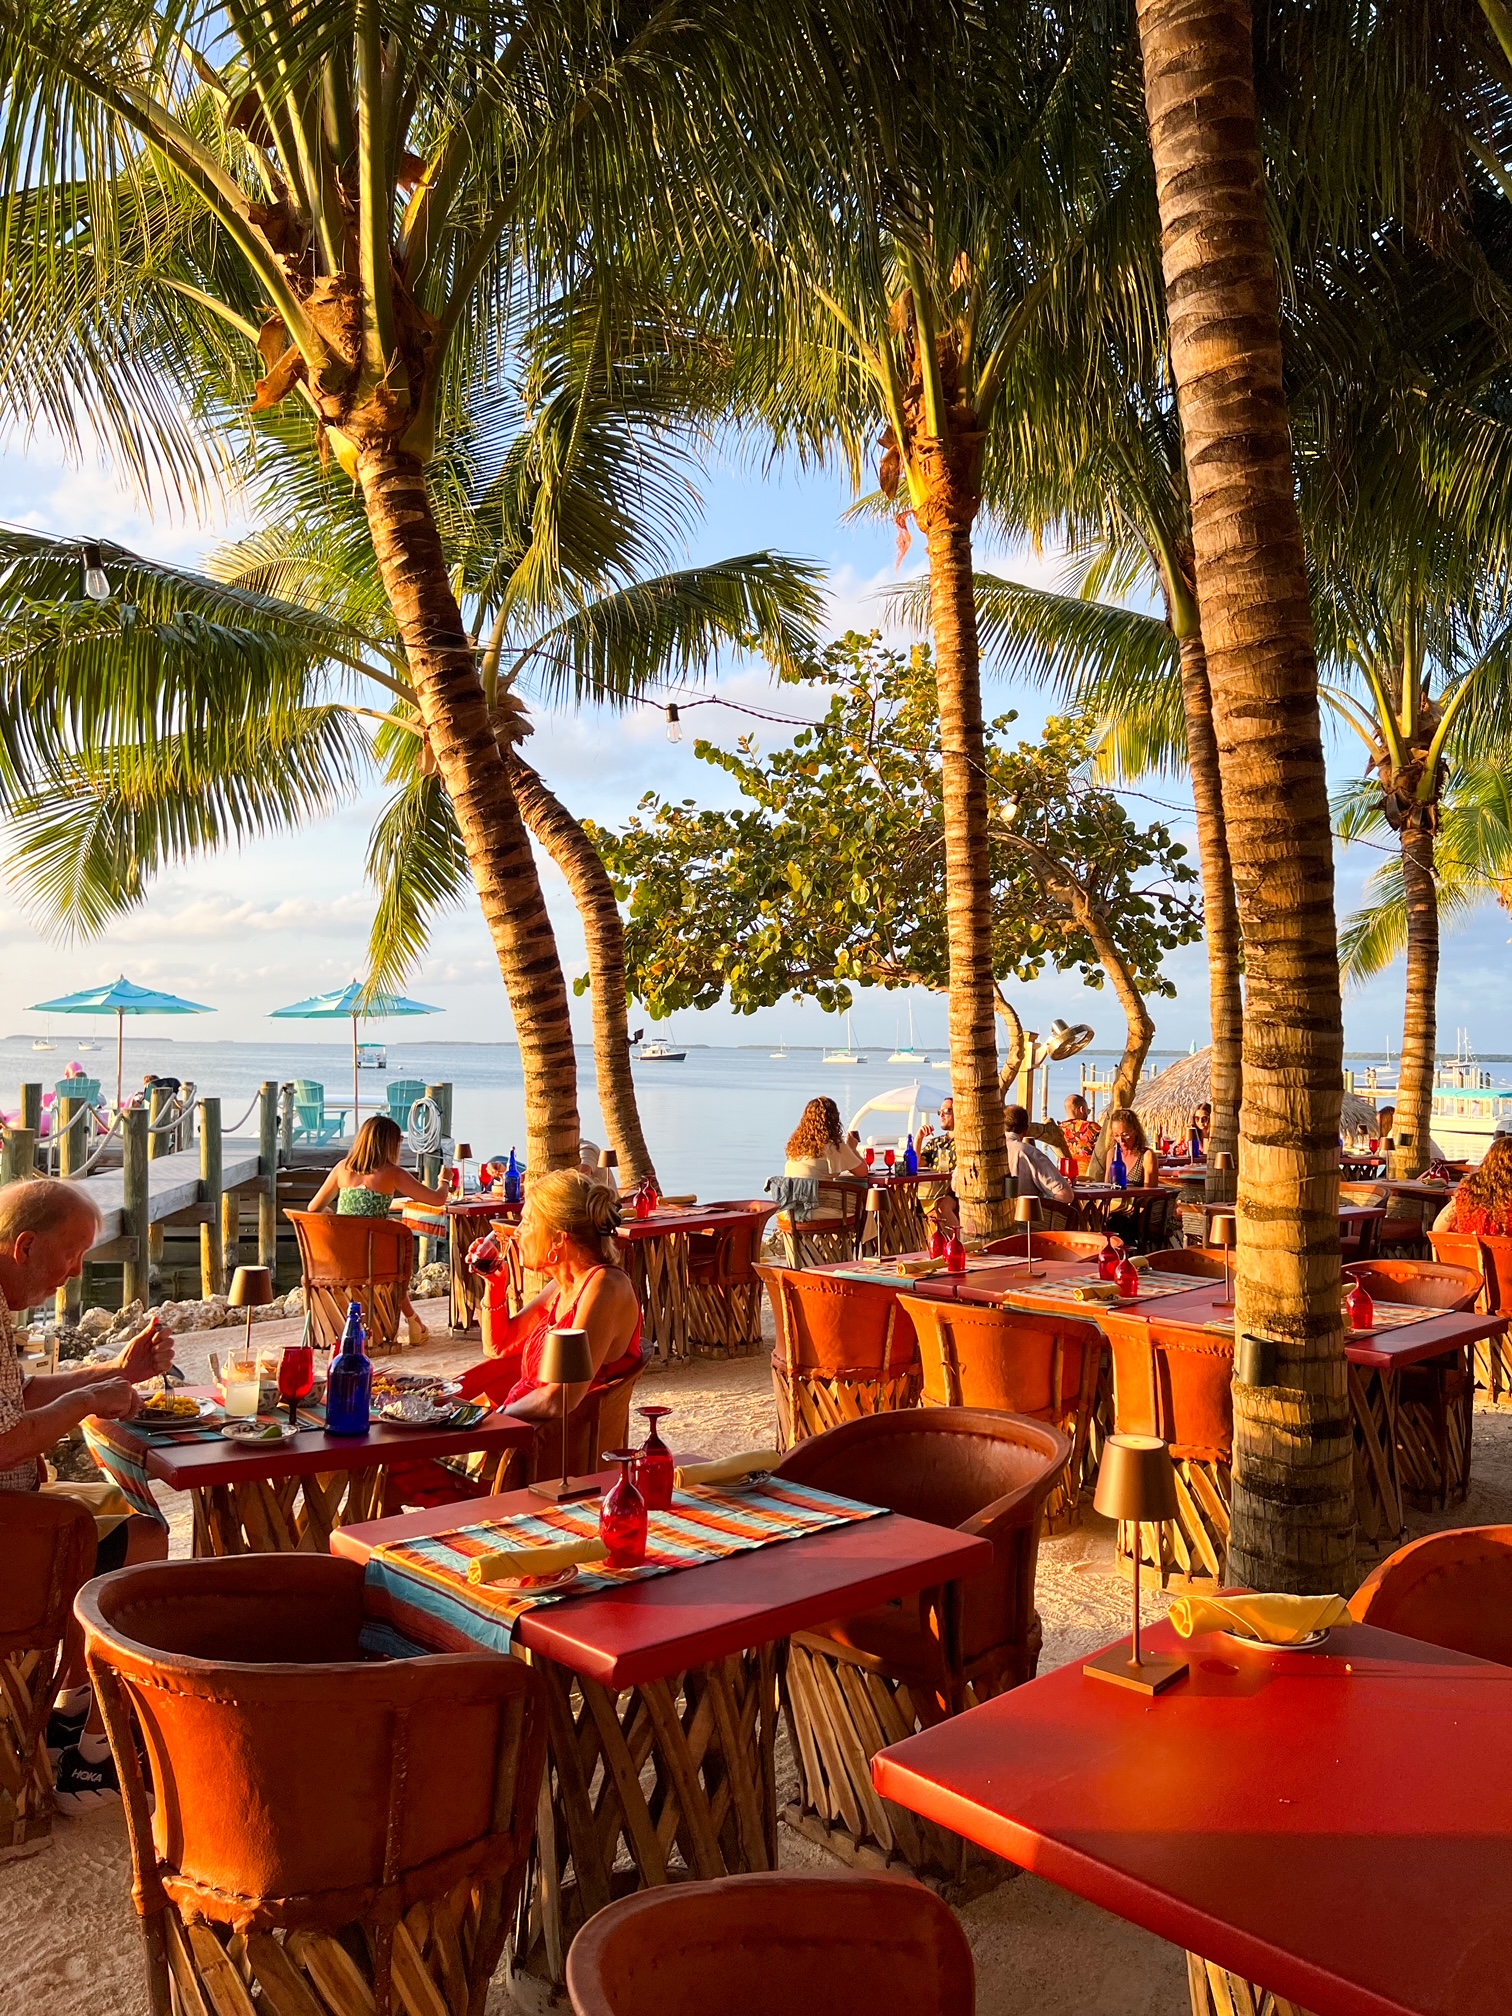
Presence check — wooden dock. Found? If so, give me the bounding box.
[79,1137,265,1253]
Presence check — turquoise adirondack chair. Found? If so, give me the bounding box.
[385,1079,427,1128]
[54,1077,100,1106]
[292,1080,350,1145]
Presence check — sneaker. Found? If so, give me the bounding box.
[53,1744,121,1815]
[45,1706,87,1764]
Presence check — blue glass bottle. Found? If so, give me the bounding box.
[1111,1141,1128,1190]
[326,1301,372,1436]
[903,1133,919,1176]
[503,1147,521,1206]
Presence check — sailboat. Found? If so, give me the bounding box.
[823,1011,866,1065]
[770,1041,790,1060]
[32,1019,55,1052]
[888,1005,928,1065]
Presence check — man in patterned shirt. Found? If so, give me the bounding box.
[0,1177,174,1811]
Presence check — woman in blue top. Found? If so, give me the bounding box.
[309,1115,448,1342]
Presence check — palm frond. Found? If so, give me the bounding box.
[364,767,471,994]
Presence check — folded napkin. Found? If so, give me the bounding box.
[1069,1281,1121,1303]
[466,1536,608,1585]
[674,1449,781,1489]
[1169,1592,1350,1644]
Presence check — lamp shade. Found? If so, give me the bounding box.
[598,1147,618,1170]
[1013,1194,1042,1226]
[1093,1434,1179,1523]
[456,1141,473,1161]
[539,1327,595,1385]
[1212,1150,1234,1172]
[864,1187,884,1215]
[227,1265,275,1309]
[1210,1214,1237,1249]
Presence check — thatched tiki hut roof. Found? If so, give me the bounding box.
[1132,1047,1384,1143]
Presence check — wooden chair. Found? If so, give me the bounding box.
[981,1229,1106,1260]
[80,1554,546,2016]
[1345,1259,1482,1512]
[774,1181,867,1268]
[1143,1247,1227,1277]
[565,1871,974,2016]
[384,1078,427,1127]
[1102,1308,1235,1585]
[291,1078,349,1145]
[1080,1188,1176,1252]
[1349,1526,1512,1665]
[759,1265,920,1449]
[288,1208,415,1356]
[773,1409,1068,1885]
[1342,1259,1480,1310]
[899,1293,1100,1531]
[1431,1228,1512,1403]
[0,1493,96,1853]
[684,1204,777,1355]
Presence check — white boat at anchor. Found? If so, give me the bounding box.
[1427,1034,1512,1160]
[823,1011,866,1066]
[889,1006,928,1065]
[636,1034,686,1061]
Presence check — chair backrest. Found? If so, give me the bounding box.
[55,1076,100,1105]
[78,1554,547,1932]
[287,1209,415,1353]
[565,1871,974,2016]
[688,1206,777,1287]
[1430,1229,1512,1314]
[899,1294,1097,1423]
[1343,1259,1481,1310]
[1142,1247,1227,1277]
[757,1265,917,1377]
[1340,1182,1389,1208]
[385,1079,427,1123]
[981,1229,1105,1259]
[0,1492,97,1658]
[292,1079,325,1109]
[1103,1309,1234,1464]
[1349,1526,1512,1665]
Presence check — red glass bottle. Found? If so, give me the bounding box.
[599,1450,648,1568]
[1346,1279,1374,1332]
[1116,1254,1139,1298]
[945,1229,966,1276]
[1098,1236,1121,1281]
[634,1406,675,1511]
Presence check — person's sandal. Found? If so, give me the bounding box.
[407,1314,430,1347]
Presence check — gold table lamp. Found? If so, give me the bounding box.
[1211,1212,1237,1308]
[1084,1435,1188,1696]
[1014,1193,1042,1275]
[528,1327,601,1503]
[227,1264,276,1363]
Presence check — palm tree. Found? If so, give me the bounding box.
[1134,0,1354,1592]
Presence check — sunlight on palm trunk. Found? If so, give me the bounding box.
[1178,632,1243,1191]
[1396,820,1439,1175]
[1137,0,1353,1591]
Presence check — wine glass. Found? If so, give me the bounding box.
[599,1450,648,1568]
[883,1147,896,1173]
[635,1406,675,1511]
[277,1342,316,1426]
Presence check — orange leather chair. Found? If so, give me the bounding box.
[1102,1307,1235,1584]
[565,1871,974,2016]
[78,1553,546,2011]
[1344,1259,1481,1511]
[685,1203,776,1352]
[288,1207,415,1356]
[982,1229,1105,1260]
[1143,1246,1227,1277]
[1342,1259,1480,1310]
[1432,1228,1512,1403]
[759,1265,920,1448]
[0,1493,96,1850]
[1349,1526,1512,1666]
[899,1293,1100,1529]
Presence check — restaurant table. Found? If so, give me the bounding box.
[334,1485,991,1996]
[872,1617,1512,2016]
[617,1201,775,1360]
[87,1389,533,1555]
[433,1192,522,1333]
[1071,1182,1167,1234]
[830,1169,951,1254]
[1376,1178,1458,1203]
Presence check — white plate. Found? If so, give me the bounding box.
[488,1564,579,1593]
[221,1420,298,1446]
[378,1404,469,1429]
[1221,1627,1330,1653]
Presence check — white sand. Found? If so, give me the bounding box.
[9,1297,1511,2016]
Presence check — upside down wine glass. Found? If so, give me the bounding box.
[599,1450,649,1568]
[635,1406,675,1511]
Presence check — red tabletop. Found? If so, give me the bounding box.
[615,1201,772,1242]
[873,1619,1512,2016]
[333,1483,992,1690]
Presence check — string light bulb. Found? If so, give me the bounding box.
[82,541,110,603]
[665,703,682,743]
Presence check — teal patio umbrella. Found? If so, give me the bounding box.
[29,974,214,1113]
[270,980,442,1128]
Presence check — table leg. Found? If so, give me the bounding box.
[625,1235,691,1362]
[506,1641,782,2004]
[1188,1950,1319,2016]
[1347,1363,1403,1551]
[187,1469,388,1555]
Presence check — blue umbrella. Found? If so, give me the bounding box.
[270,980,442,1127]
[29,974,214,1112]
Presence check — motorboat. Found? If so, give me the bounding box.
[1427,1033,1512,1160]
[637,1035,686,1061]
[357,1043,387,1070]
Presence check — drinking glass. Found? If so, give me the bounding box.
[599,1450,648,1568]
[278,1343,316,1426]
[222,1357,260,1417]
[883,1147,896,1172]
[635,1406,675,1511]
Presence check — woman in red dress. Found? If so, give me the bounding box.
[1434,1135,1512,1235]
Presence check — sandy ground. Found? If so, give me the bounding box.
[9,1298,1512,2016]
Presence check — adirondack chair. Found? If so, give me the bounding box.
[385,1078,427,1127]
[291,1079,349,1144]
[53,1076,100,1106]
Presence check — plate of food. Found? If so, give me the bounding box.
[371,1372,462,1405]
[138,1391,201,1422]
[376,1394,486,1429]
[221,1419,299,1447]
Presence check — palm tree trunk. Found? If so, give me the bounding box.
[1394,818,1438,1179]
[1136,0,1353,1592]
[1178,632,1244,1199]
[919,453,1011,1237]
[505,754,659,1189]
[357,444,582,1176]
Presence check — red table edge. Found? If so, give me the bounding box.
[139,1414,534,1488]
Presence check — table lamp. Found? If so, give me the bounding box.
[857,1185,885,1261]
[1084,1435,1188,1696]
[529,1328,602,1503]
[227,1265,276,1361]
[598,1147,618,1170]
[1014,1193,1042,1275]
[1212,1151,1234,1171]
[1211,1212,1237,1308]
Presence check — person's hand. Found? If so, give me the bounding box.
[81,1377,141,1422]
[114,1315,174,1385]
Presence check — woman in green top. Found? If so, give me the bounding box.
[309,1115,449,1343]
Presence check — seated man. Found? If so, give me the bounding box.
[0,1177,174,1811]
[1003,1105,1076,1208]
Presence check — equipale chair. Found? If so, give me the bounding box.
[1345,1259,1482,1510]
[980,1229,1106,1260]
[0,1494,96,1851]
[684,1204,777,1354]
[759,1265,920,1448]
[1349,1526,1512,1666]
[288,1208,415,1356]
[1142,1247,1227,1278]
[1431,1228,1512,1403]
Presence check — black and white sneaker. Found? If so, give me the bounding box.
[53,1744,121,1815]
[45,1706,87,1764]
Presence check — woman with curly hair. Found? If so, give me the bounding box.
[1435,1135,1512,1235]
[784,1096,868,1179]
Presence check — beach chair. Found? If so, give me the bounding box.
[79,1553,546,2016]
[0,1493,96,1852]
[565,1872,974,2016]
[385,1077,426,1127]
[287,1209,414,1355]
[291,1078,349,1144]
[53,1075,100,1106]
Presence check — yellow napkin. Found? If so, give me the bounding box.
[1069,1281,1121,1304]
[1169,1592,1350,1644]
[466,1536,608,1585]
[674,1449,780,1489]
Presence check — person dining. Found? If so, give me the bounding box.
[1004,1106,1075,1207]
[1433,1135,1512,1234]
[309,1115,449,1344]
[1104,1107,1161,1189]
[784,1097,869,1178]
[1061,1094,1099,1162]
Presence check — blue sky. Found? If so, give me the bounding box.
[0,425,1502,1057]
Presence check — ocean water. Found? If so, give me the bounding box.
[0,1035,1189,1199]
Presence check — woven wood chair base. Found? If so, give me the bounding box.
[778,1221,852,1269]
[1187,1952,1318,2016]
[1116,1457,1231,1587]
[1473,1333,1512,1408]
[304,1280,408,1358]
[875,1189,930,1257]
[144,1872,515,2016]
[685,1279,765,1358]
[188,1468,388,1555]
[780,1638,1011,1896]
[1348,1363,1405,1552]
[771,1363,921,1452]
[509,1643,781,1997]
[0,1651,55,1850]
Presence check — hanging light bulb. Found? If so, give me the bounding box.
[665,703,682,743]
[82,541,110,603]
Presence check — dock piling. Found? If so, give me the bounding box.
[0,1126,35,1185]
[258,1081,278,1271]
[122,1108,149,1309]
[55,1098,83,1327]
[200,1097,224,1298]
